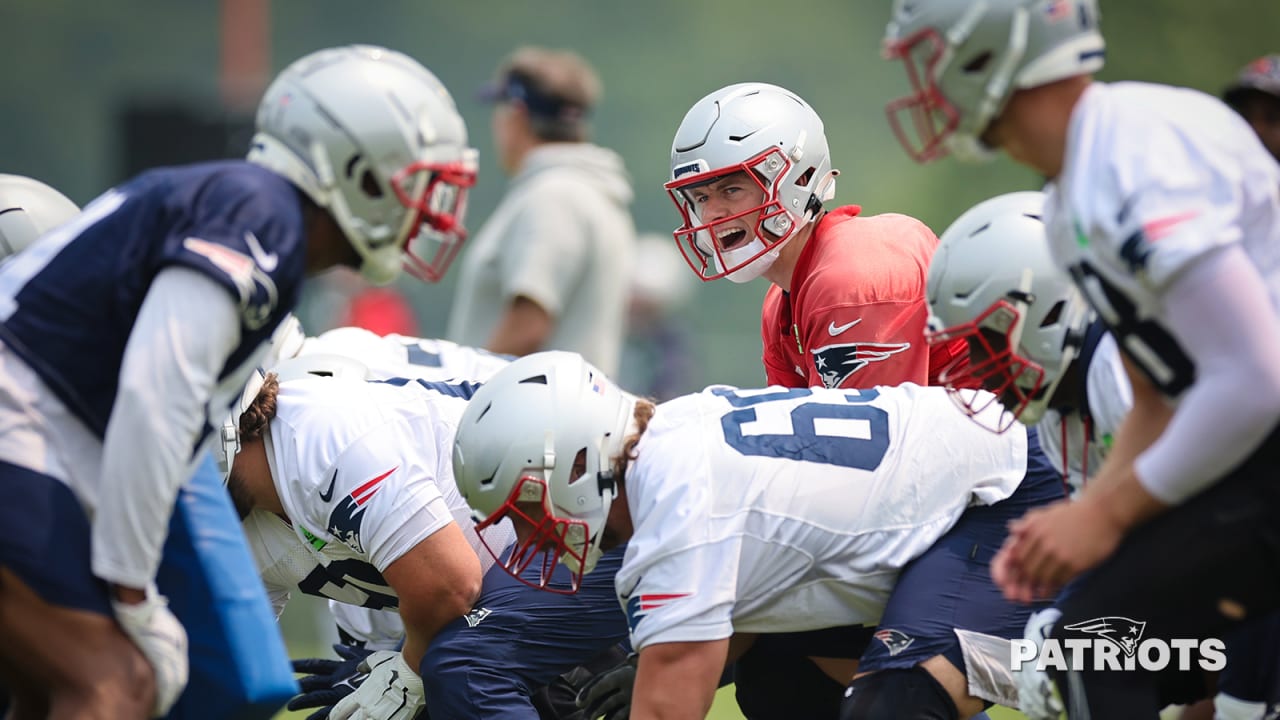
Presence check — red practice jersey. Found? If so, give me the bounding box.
[761,206,968,389]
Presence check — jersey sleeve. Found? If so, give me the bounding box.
[1087,126,1243,295]
[313,419,456,572]
[616,418,741,650]
[621,541,740,651]
[158,168,307,333]
[497,179,589,318]
[91,268,242,588]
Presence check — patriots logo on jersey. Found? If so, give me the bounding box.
[874,628,915,657]
[624,592,691,633]
[811,341,910,388]
[1063,616,1147,657]
[182,237,279,331]
[325,466,396,554]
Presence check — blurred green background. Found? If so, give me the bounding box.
[2,2,1273,717]
[4,0,1277,391]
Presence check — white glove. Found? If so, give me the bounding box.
[330,650,425,720]
[1016,608,1065,720]
[111,589,189,717]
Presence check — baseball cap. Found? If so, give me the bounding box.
[1224,55,1280,108]
[477,46,600,124]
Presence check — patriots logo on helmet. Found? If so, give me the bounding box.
[874,628,915,657]
[325,466,396,554]
[1064,616,1147,657]
[811,341,910,388]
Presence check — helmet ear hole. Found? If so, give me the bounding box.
[794,166,816,187]
[1040,299,1066,328]
[962,51,993,74]
[568,448,590,486]
[359,169,383,199]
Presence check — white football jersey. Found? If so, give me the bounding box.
[244,375,509,615]
[284,329,512,646]
[615,383,1029,651]
[1045,81,1280,399]
[1036,328,1131,492]
[302,326,511,383]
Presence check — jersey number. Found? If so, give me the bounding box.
[297,558,398,610]
[712,387,890,470]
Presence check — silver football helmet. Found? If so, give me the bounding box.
[0,174,79,259]
[665,83,838,283]
[883,0,1105,163]
[248,45,478,285]
[452,351,637,593]
[926,190,1091,430]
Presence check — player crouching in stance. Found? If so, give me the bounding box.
[452,351,1067,720]
[224,356,505,720]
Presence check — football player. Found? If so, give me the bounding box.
[0,45,477,719]
[665,81,978,718]
[664,82,968,391]
[884,1,1280,716]
[233,335,631,720]
[227,358,501,720]
[925,190,1131,493]
[453,351,1066,720]
[930,191,1280,720]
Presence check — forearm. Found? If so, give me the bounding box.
[632,639,729,720]
[486,295,553,357]
[92,269,240,588]
[383,522,483,671]
[1133,247,1280,503]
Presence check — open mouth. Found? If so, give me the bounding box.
[716,227,749,251]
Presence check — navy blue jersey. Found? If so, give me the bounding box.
[0,161,307,437]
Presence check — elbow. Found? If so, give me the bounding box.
[448,571,483,618]
[438,552,483,619]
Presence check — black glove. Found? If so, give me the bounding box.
[287,643,374,720]
[574,653,638,720]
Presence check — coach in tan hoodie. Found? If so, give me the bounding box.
[448,47,635,375]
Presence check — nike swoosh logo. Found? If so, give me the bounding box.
[619,574,644,601]
[244,231,278,272]
[319,469,338,502]
[828,318,862,336]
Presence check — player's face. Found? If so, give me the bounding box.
[508,451,589,553]
[1235,93,1280,163]
[967,328,1024,411]
[226,464,255,520]
[491,102,523,176]
[684,171,768,252]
